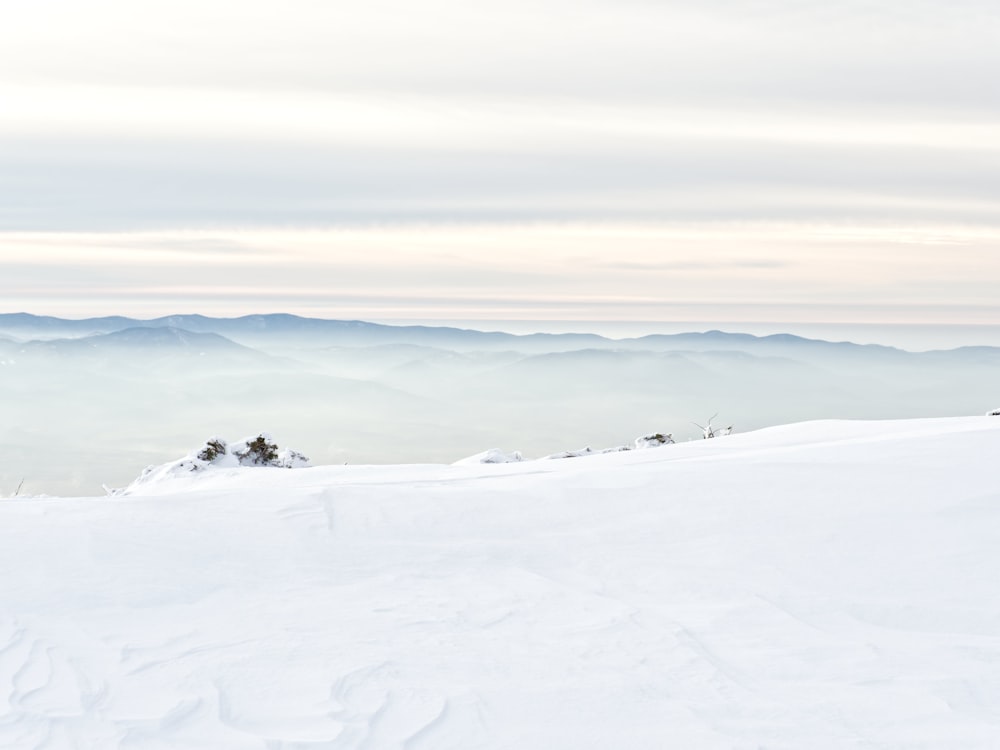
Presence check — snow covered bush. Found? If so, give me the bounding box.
[634,433,674,449]
[232,434,279,466]
[230,433,310,468]
[988,408,1000,417]
[693,414,733,439]
[107,433,310,495]
[196,438,228,462]
[274,448,311,469]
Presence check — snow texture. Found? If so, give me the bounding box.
[3,417,1000,748]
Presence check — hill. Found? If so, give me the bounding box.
[2,314,998,496]
[2,417,999,747]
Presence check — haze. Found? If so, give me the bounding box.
[0,314,996,497]
[2,1,999,495]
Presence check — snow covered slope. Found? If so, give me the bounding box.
[2,417,999,748]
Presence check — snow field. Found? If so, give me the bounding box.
[2,417,999,748]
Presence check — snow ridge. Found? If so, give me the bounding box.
[6,416,1000,748]
[107,433,309,495]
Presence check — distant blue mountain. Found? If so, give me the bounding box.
[0,313,139,338]
[0,313,610,351]
[0,313,996,359]
[8,326,282,368]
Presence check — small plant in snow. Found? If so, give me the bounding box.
[692,414,733,439]
[988,408,1000,417]
[275,448,311,468]
[4,479,25,498]
[229,434,311,468]
[234,434,280,466]
[196,438,228,463]
[634,433,674,449]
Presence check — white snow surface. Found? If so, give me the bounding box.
[3,417,1000,748]
[452,448,524,465]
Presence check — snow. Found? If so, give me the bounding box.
[453,448,524,465]
[633,432,675,448]
[108,434,311,495]
[543,445,631,459]
[2,416,1000,748]
[455,430,679,465]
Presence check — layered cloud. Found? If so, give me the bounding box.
[3,225,999,325]
[1,0,998,325]
[2,0,999,228]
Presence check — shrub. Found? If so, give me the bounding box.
[235,434,279,466]
[196,438,228,462]
[635,433,674,449]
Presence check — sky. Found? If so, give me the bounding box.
[2,0,999,339]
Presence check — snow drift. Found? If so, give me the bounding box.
[2,417,1000,748]
[108,433,310,495]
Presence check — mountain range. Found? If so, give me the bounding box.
[1,313,997,496]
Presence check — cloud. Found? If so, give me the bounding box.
[1,1,998,233]
[3,225,999,323]
[1,0,998,327]
[2,124,999,231]
[4,1,999,110]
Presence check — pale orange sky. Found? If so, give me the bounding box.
[3,224,999,329]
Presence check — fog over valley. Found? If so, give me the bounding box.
[2,313,997,497]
